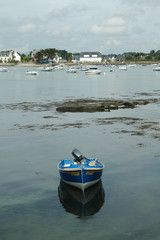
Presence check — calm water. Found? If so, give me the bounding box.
[0,65,160,240]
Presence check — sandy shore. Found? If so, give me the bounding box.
[1,61,160,67]
[0,62,42,67]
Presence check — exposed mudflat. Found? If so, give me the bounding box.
[1,92,160,143]
[1,91,159,113]
[94,118,160,142]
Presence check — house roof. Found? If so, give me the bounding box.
[80,52,101,58]
[0,51,11,57]
[72,55,80,60]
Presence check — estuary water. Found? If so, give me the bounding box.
[0,64,160,240]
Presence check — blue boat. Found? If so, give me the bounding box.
[57,149,104,191]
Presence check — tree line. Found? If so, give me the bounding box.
[124,50,160,61]
[21,48,72,63]
[21,49,160,63]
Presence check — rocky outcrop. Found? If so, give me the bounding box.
[56,99,150,112]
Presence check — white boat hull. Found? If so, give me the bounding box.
[85,70,101,75]
[153,67,160,71]
[61,178,101,191]
[26,71,38,75]
[0,67,8,72]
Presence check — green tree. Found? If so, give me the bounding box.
[34,50,44,63]
[58,50,72,61]
[125,54,134,61]
[150,50,155,55]
[21,54,31,62]
[145,55,152,60]
[45,48,56,59]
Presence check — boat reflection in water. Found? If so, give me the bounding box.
[58,180,105,217]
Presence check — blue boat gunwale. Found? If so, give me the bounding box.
[57,158,104,171]
[57,149,104,190]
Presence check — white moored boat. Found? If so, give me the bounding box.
[54,65,65,70]
[26,71,38,75]
[0,67,8,72]
[85,67,101,75]
[66,67,78,73]
[119,65,128,70]
[41,66,54,71]
[153,66,160,71]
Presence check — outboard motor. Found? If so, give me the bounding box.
[72,149,83,163]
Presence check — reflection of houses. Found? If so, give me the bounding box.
[80,52,102,63]
[0,50,21,63]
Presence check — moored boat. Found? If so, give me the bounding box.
[80,65,89,71]
[0,67,8,72]
[54,65,65,70]
[153,66,160,71]
[119,65,128,70]
[41,66,54,71]
[57,149,104,191]
[26,71,38,75]
[66,67,78,73]
[85,67,101,75]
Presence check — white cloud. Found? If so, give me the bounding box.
[151,38,160,49]
[0,0,160,53]
[106,39,121,46]
[48,8,65,18]
[18,23,36,33]
[48,4,88,19]
[104,17,125,26]
[132,26,145,34]
[90,17,126,35]
[13,44,31,54]
[46,26,71,37]
[121,0,160,6]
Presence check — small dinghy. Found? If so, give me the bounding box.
[66,67,78,73]
[26,71,38,75]
[57,149,104,191]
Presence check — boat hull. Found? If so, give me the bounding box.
[153,67,160,71]
[26,71,38,75]
[61,178,101,190]
[58,162,103,190]
[66,69,78,73]
[85,70,101,75]
[0,67,8,72]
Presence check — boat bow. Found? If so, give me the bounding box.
[57,149,104,191]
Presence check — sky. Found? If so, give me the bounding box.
[1,0,160,54]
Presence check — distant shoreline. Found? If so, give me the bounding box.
[0,61,160,67]
[0,63,41,67]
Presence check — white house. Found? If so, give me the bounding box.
[79,52,102,63]
[0,50,21,63]
[13,51,21,61]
